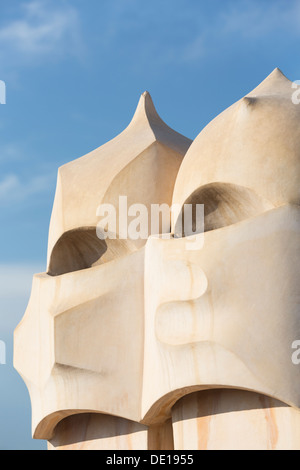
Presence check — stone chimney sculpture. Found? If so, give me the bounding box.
[14,68,300,450]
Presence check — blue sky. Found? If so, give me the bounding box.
[0,0,300,450]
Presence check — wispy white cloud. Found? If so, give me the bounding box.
[180,0,300,63]
[100,0,300,65]
[0,143,24,162]
[180,35,206,63]
[0,0,83,65]
[219,0,300,38]
[0,172,55,206]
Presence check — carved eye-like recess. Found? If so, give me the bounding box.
[47,227,140,276]
[174,182,274,238]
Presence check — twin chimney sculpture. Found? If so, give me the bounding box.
[14,69,300,450]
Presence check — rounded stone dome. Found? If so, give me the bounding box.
[172,68,300,231]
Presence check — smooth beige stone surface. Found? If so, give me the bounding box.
[172,68,300,227]
[172,390,300,450]
[14,92,191,440]
[14,249,146,439]
[47,91,191,271]
[142,204,300,424]
[13,69,300,449]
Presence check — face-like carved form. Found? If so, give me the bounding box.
[14,69,300,441]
